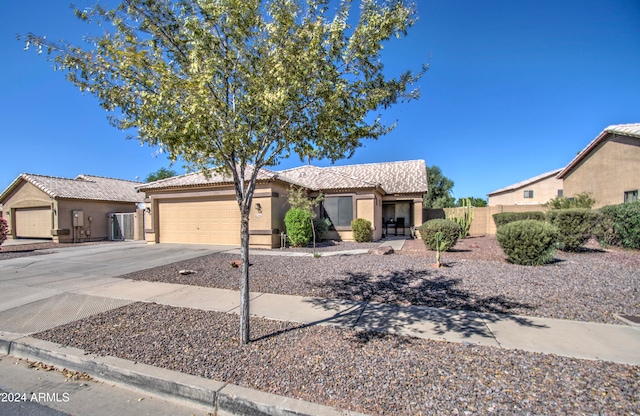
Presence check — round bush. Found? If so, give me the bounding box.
[546,208,602,251]
[418,219,460,251]
[496,220,558,265]
[351,218,372,242]
[284,208,313,247]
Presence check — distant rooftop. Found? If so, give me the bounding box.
[0,173,144,203]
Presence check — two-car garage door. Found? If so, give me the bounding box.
[157,199,241,245]
[15,207,52,238]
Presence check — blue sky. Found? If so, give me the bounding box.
[2,0,639,200]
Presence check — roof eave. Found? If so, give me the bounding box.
[557,130,610,179]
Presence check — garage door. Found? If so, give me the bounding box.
[15,207,52,238]
[158,199,241,245]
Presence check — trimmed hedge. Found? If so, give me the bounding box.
[599,202,640,249]
[546,208,602,251]
[351,218,372,242]
[419,219,460,251]
[284,208,313,247]
[496,220,558,265]
[493,211,546,228]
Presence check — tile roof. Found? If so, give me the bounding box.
[0,174,145,203]
[488,169,563,196]
[137,165,287,191]
[277,165,381,191]
[557,123,640,179]
[139,160,428,195]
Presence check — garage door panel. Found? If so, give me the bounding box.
[15,207,51,238]
[158,199,240,245]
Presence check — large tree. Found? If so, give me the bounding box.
[25,0,424,344]
[424,165,455,208]
[145,167,177,182]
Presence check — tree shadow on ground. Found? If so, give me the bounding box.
[301,269,545,341]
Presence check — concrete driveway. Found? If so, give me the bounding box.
[0,241,236,335]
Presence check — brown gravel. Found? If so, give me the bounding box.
[119,236,640,324]
[31,236,640,415]
[36,302,640,415]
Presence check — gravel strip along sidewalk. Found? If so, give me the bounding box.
[118,236,640,324]
[34,302,640,415]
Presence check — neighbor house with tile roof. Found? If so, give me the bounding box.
[557,123,640,208]
[487,169,564,206]
[138,160,428,248]
[0,174,145,242]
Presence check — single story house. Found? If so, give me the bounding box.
[138,160,428,248]
[487,169,563,206]
[0,174,145,242]
[557,123,640,208]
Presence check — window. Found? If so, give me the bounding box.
[523,190,534,199]
[323,196,353,228]
[557,189,563,197]
[624,190,638,204]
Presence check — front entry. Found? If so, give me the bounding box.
[382,202,411,236]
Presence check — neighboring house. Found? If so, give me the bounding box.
[487,169,563,206]
[0,174,145,242]
[138,160,428,248]
[557,123,640,208]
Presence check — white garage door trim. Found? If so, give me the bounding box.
[158,198,241,245]
[15,207,52,238]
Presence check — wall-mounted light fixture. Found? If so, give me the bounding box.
[145,207,151,214]
[255,203,262,213]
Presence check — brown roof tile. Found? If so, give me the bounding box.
[139,160,428,195]
[0,174,144,203]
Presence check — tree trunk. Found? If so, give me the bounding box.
[239,210,251,344]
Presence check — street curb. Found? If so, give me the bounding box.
[1,333,365,416]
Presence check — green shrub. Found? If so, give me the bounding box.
[493,211,546,228]
[496,220,558,265]
[599,202,640,249]
[546,208,602,251]
[284,208,313,247]
[0,218,8,249]
[351,218,372,242]
[419,219,460,251]
[545,192,596,210]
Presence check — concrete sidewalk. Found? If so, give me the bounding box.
[0,239,639,415]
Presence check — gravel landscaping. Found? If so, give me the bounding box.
[118,236,640,324]
[28,235,640,414]
[35,302,640,415]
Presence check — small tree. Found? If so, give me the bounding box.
[286,186,328,241]
[25,0,424,344]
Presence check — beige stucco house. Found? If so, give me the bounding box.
[0,174,145,242]
[557,123,640,208]
[487,169,563,206]
[138,160,428,248]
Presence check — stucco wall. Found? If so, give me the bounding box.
[1,181,52,238]
[56,199,138,243]
[488,175,563,206]
[563,135,640,208]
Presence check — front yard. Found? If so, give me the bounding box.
[20,236,640,414]
[118,235,640,324]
